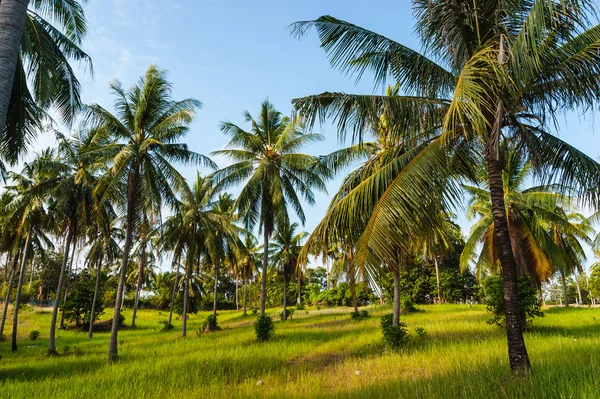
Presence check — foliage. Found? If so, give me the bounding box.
[61,271,105,327]
[173,292,200,317]
[350,309,370,320]
[201,314,220,332]
[380,314,409,348]
[480,275,544,329]
[279,308,294,320]
[28,330,40,341]
[415,327,427,338]
[254,315,275,342]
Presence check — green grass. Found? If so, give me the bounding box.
[0,304,599,398]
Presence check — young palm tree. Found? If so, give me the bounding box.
[271,222,308,320]
[212,100,328,316]
[0,0,91,168]
[85,65,209,360]
[292,1,600,371]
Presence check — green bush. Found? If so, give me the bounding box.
[415,327,427,337]
[160,321,174,331]
[28,330,40,341]
[480,275,544,329]
[254,315,275,342]
[402,298,417,313]
[381,314,409,348]
[201,314,220,332]
[251,309,258,315]
[280,308,295,320]
[118,313,125,326]
[350,309,370,320]
[295,303,305,311]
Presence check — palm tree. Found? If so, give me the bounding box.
[271,222,308,320]
[292,1,600,371]
[0,0,91,170]
[0,191,20,341]
[85,65,209,360]
[212,100,328,317]
[238,234,260,316]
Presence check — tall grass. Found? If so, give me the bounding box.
[0,304,598,398]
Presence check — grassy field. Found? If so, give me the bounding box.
[0,304,599,398]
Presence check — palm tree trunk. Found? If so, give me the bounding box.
[574,275,583,305]
[486,150,530,372]
[260,230,269,317]
[88,253,104,339]
[0,252,18,341]
[235,271,239,311]
[392,267,400,326]
[433,256,442,304]
[131,241,146,328]
[12,230,32,352]
[212,258,220,317]
[0,0,30,132]
[350,272,358,313]
[168,262,179,326]
[182,265,191,337]
[109,172,137,361]
[560,271,569,307]
[27,258,35,295]
[48,223,74,355]
[297,269,302,306]
[282,274,288,320]
[243,268,247,316]
[59,242,77,330]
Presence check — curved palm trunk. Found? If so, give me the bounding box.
[392,268,400,326]
[12,230,32,352]
[560,271,569,307]
[574,276,583,306]
[282,274,288,320]
[182,265,191,337]
[168,262,180,326]
[108,173,137,362]
[433,256,442,304]
[260,230,269,317]
[131,241,147,328]
[59,242,77,330]
[0,0,30,131]
[212,258,220,317]
[243,268,247,316]
[0,252,18,340]
[48,223,74,354]
[88,253,104,339]
[486,150,530,372]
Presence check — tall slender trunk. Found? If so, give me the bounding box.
[296,269,302,306]
[212,258,220,317]
[48,223,74,354]
[131,239,146,328]
[168,262,179,326]
[392,268,400,326]
[433,256,442,304]
[260,229,269,317]
[0,0,30,131]
[325,258,331,291]
[182,265,190,337]
[235,270,239,311]
[88,253,104,339]
[59,242,77,330]
[12,230,32,352]
[27,258,35,295]
[282,274,288,320]
[108,171,137,361]
[243,268,247,316]
[486,149,530,372]
[574,275,583,305]
[0,252,18,340]
[350,271,358,313]
[560,271,569,307]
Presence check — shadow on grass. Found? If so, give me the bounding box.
[0,357,105,383]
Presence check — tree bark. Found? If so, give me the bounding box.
[560,271,569,307]
[0,0,30,132]
[282,274,288,320]
[168,261,179,326]
[0,252,18,341]
[48,223,74,354]
[486,149,531,372]
[182,264,191,337]
[88,253,104,339]
[243,268,247,316]
[235,270,239,311]
[212,258,220,317]
[260,229,269,317]
[108,171,137,361]
[12,230,32,352]
[297,269,302,306]
[392,267,400,326]
[59,242,77,330]
[433,256,442,304]
[131,238,146,328]
[574,275,583,305]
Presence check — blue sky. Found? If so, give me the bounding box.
[32,0,600,268]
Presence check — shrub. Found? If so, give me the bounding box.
[295,303,305,311]
[415,327,427,337]
[402,298,417,313]
[160,321,174,331]
[61,270,105,327]
[280,308,295,320]
[118,313,125,326]
[254,315,275,342]
[359,309,370,318]
[28,330,40,341]
[201,314,220,332]
[251,309,258,315]
[381,314,409,348]
[480,275,544,329]
[350,309,370,320]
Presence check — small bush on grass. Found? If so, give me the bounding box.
[295,303,305,311]
[28,330,40,341]
[160,321,174,331]
[415,327,427,337]
[280,309,295,320]
[402,298,417,313]
[350,309,370,320]
[381,314,409,348]
[254,315,274,342]
[201,314,220,332]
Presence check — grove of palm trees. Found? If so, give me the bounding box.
[1,1,600,398]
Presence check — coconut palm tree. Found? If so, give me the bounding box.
[212,100,328,317]
[0,0,91,168]
[0,191,20,341]
[292,1,600,371]
[85,65,209,360]
[238,234,260,316]
[271,222,308,320]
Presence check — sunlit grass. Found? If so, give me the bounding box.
[0,304,599,398]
